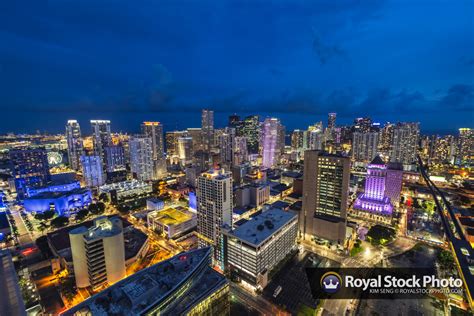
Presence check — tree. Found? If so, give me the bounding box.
[96,202,106,213]
[51,216,69,228]
[38,222,48,235]
[98,193,109,203]
[75,209,89,221]
[437,250,454,270]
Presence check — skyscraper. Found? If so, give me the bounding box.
[352,131,380,163]
[69,216,126,290]
[218,128,235,166]
[65,120,84,171]
[81,155,105,187]
[241,115,260,154]
[129,135,154,181]
[301,151,350,244]
[233,136,248,165]
[262,118,283,168]
[458,128,473,164]
[196,169,233,268]
[104,145,126,172]
[327,112,337,130]
[187,127,204,154]
[10,148,51,198]
[165,130,187,157]
[90,120,112,169]
[141,122,164,160]
[390,122,420,168]
[177,137,193,166]
[201,109,214,153]
[353,156,393,217]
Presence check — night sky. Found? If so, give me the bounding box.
[1,1,473,135]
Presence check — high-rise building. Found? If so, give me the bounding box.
[432,135,456,164]
[10,148,51,198]
[141,122,164,160]
[65,120,84,171]
[233,136,248,165]
[129,136,154,181]
[241,115,260,154]
[458,128,473,164]
[104,145,126,172]
[187,127,204,154]
[352,131,380,163]
[307,122,324,151]
[177,137,193,166]
[353,117,372,133]
[0,249,27,316]
[262,118,283,168]
[385,162,404,206]
[202,109,214,153]
[81,155,105,187]
[62,247,229,316]
[327,112,337,130]
[197,169,233,268]
[228,114,240,127]
[69,216,125,290]
[223,208,298,289]
[353,156,393,217]
[291,130,306,152]
[90,120,112,169]
[390,122,420,168]
[165,130,187,157]
[301,151,350,244]
[218,128,235,166]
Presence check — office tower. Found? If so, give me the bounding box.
[81,155,105,187]
[9,148,51,198]
[291,130,306,151]
[65,120,84,170]
[390,122,420,167]
[202,109,214,153]
[196,169,233,268]
[129,135,154,181]
[223,208,298,289]
[90,120,112,168]
[228,114,240,127]
[385,162,404,206]
[69,216,125,290]
[187,127,204,153]
[262,118,283,168]
[62,247,229,316]
[104,145,126,172]
[352,131,380,163]
[458,128,473,163]
[353,117,372,133]
[353,156,393,216]
[141,122,164,160]
[301,151,350,244]
[233,136,248,165]
[241,115,260,154]
[218,128,235,166]
[165,130,187,157]
[327,112,337,130]
[432,135,456,164]
[177,137,193,166]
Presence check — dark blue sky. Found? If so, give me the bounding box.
[1,0,473,135]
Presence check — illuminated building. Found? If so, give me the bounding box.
[69,216,126,290]
[9,147,51,199]
[202,109,214,153]
[291,129,306,151]
[218,128,234,166]
[62,247,229,316]
[262,118,284,168]
[385,162,404,206]
[353,156,393,217]
[352,131,380,164]
[353,117,373,133]
[165,130,187,157]
[99,180,153,203]
[234,184,270,208]
[301,151,350,245]
[141,122,164,159]
[177,136,193,166]
[65,120,84,170]
[104,144,126,172]
[390,122,420,169]
[223,208,298,289]
[187,127,204,153]
[147,206,197,239]
[24,188,92,216]
[432,135,456,164]
[233,136,248,166]
[228,114,240,127]
[327,112,337,130]
[81,155,105,187]
[458,128,473,164]
[0,249,27,316]
[380,122,394,155]
[241,115,260,154]
[129,135,154,181]
[90,120,112,170]
[197,169,233,268]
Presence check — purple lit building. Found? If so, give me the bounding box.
[262,118,284,168]
[353,156,393,216]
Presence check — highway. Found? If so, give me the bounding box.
[418,155,474,309]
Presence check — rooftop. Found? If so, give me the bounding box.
[62,248,224,316]
[24,187,90,200]
[148,206,193,226]
[226,208,297,247]
[72,217,123,241]
[99,180,151,193]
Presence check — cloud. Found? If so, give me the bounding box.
[438,84,474,111]
[311,31,346,64]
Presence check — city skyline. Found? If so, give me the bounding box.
[1,1,473,134]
